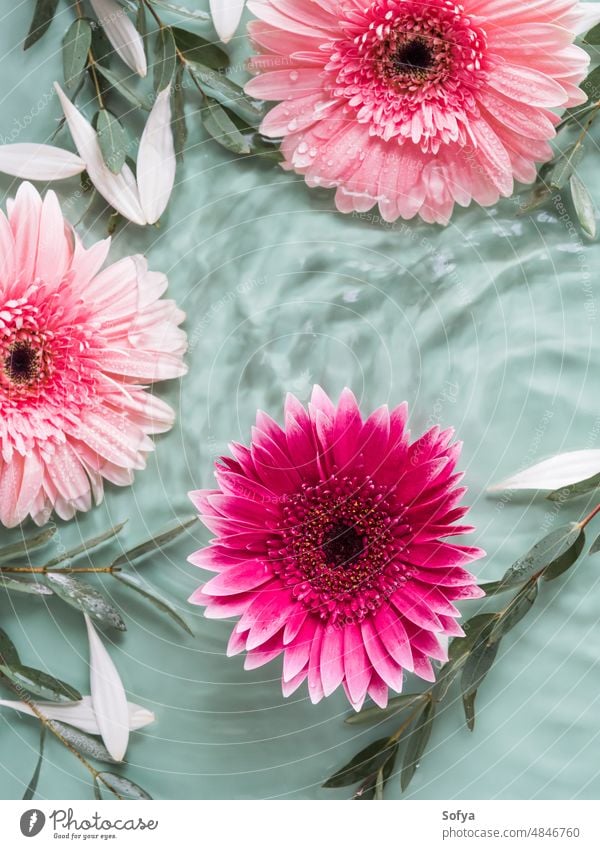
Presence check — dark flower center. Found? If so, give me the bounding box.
[4,341,39,385]
[322,521,364,569]
[393,38,434,75]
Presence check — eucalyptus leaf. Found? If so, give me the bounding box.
[95,64,152,111]
[44,521,126,569]
[570,174,597,240]
[584,22,600,44]
[580,64,600,102]
[63,18,92,90]
[462,690,476,732]
[96,109,127,174]
[489,579,539,641]
[0,664,82,703]
[0,576,53,596]
[114,573,193,635]
[400,699,436,792]
[97,772,153,799]
[24,0,59,49]
[186,62,264,125]
[0,629,20,667]
[173,27,229,70]
[547,471,600,502]
[136,0,146,39]
[23,727,46,801]
[46,573,126,632]
[543,529,586,581]
[0,526,57,562]
[322,737,396,788]
[150,0,210,22]
[49,721,118,764]
[495,523,583,592]
[202,98,251,154]
[549,144,584,190]
[172,63,187,160]
[590,534,600,555]
[154,26,177,92]
[344,693,426,726]
[112,517,196,567]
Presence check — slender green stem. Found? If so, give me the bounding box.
[578,503,600,530]
[0,566,121,574]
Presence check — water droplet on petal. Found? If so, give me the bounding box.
[289,70,299,81]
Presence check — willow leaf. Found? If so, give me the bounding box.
[46,573,126,631]
[0,664,82,703]
[49,721,117,764]
[112,517,196,567]
[44,521,126,569]
[24,0,59,49]
[172,26,229,70]
[0,577,53,596]
[23,727,46,800]
[323,737,396,788]
[400,699,436,792]
[98,772,152,799]
[0,526,57,562]
[0,629,20,666]
[114,572,193,635]
[344,693,426,726]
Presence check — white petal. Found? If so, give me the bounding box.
[0,144,85,180]
[54,82,147,225]
[137,87,175,224]
[0,697,155,735]
[488,450,600,492]
[573,2,600,34]
[210,0,246,43]
[90,0,147,77]
[85,614,130,762]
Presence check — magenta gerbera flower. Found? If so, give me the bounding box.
[245,0,600,224]
[0,182,187,527]
[189,387,485,710]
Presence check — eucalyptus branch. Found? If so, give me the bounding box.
[73,0,106,109]
[0,566,122,574]
[325,501,600,799]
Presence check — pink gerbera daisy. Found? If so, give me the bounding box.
[245,0,600,224]
[188,387,485,710]
[0,182,187,527]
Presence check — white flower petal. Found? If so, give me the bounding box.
[90,0,147,77]
[210,0,246,43]
[137,87,175,224]
[85,614,130,762]
[0,144,85,180]
[0,697,155,735]
[488,450,600,493]
[573,2,600,34]
[54,82,147,225]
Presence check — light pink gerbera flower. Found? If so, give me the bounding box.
[0,182,187,527]
[245,0,600,224]
[188,387,485,710]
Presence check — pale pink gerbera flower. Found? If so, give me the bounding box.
[189,387,484,710]
[245,0,600,224]
[0,183,186,527]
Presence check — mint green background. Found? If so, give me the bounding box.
[0,1,599,801]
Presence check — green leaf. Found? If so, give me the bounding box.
[400,699,436,792]
[93,777,102,800]
[462,690,476,732]
[549,144,584,190]
[580,64,600,101]
[344,693,426,726]
[0,629,20,668]
[461,636,501,699]
[186,62,264,125]
[202,98,251,154]
[570,174,597,240]
[23,727,46,800]
[63,18,92,90]
[323,737,396,788]
[543,529,586,581]
[154,26,177,92]
[97,772,153,800]
[172,26,229,70]
[49,721,117,764]
[0,526,57,562]
[136,0,147,39]
[489,578,539,641]
[548,471,600,502]
[112,517,196,568]
[0,576,53,596]
[0,664,82,703]
[45,521,127,569]
[96,109,127,174]
[45,573,126,631]
[149,0,210,23]
[114,572,193,635]
[172,63,187,160]
[95,64,152,111]
[584,22,600,43]
[353,745,398,800]
[24,0,59,50]
[494,523,583,593]
[590,534,600,555]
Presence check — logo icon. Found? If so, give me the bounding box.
[20,810,45,837]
